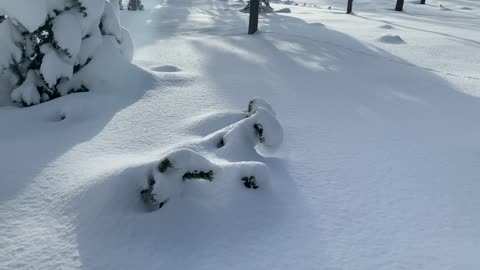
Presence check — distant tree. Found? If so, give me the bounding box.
[347,0,353,14]
[119,0,124,10]
[420,0,426,4]
[128,0,144,11]
[395,0,404,11]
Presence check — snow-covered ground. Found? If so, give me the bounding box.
[1,0,479,269]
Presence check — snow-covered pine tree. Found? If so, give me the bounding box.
[128,0,144,11]
[0,0,133,106]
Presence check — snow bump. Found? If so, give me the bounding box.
[376,34,406,44]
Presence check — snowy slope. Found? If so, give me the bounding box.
[1,0,479,269]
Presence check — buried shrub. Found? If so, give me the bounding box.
[241,176,259,189]
[182,170,214,181]
[158,158,173,173]
[253,123,265,143]
[140,98,283,211]
[140,173,168,210]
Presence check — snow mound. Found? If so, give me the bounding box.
[276,8,292,13]
[150,65,183,72]
[10,71,42,106]
[52,12,82,62]
[141,98,283,211]
[376,34,406,44]
[379,24,395,29]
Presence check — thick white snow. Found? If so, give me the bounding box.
[0,19,22,71]
[52,12,82,62]
[1,0,479,269]
[10,70,41,105]
[40,44,74,88]
[119,26,135,61]
[101,0,122,39]
[76,27,104,66]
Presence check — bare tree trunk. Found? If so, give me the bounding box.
[347,0,353,14]
[395,0,404,11]
[129,0,138,10]
[248,0,260,34]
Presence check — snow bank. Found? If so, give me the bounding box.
[376,34,406,44]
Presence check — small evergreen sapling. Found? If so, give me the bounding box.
[141,173,168,209]
[158,158,173,173]
[253,123,265,143]
[241,176,259,189]
[182,170,214,181]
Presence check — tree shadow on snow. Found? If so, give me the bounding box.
[0,55,158,205]
[71,133,303,270]
[183,8,480,268]
[70,3,480,270]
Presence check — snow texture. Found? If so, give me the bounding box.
[10,70,41,105]
[1,0,479,269]
[52,12,82,62]
[101,0,122,39]
[40,45,74,88]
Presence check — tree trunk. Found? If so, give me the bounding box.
[347,0,353,14]
[248,0,260,34]
[130,0,138,10]
[395,0,404,11]
[420,0,426,4]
